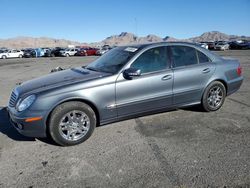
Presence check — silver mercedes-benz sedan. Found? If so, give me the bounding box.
[8,42,243,146]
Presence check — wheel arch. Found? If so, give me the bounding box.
[204,78,228,96]
[201,79,228,112]
[45,98,100,136]
[211,79,228,94]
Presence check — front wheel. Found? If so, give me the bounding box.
[49,101,96,146]
[202,81,226,112]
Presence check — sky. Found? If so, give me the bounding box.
[0,0,250,43]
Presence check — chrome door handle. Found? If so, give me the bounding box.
[162,75,172,80]
[202,68,210,73]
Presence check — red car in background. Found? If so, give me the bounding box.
[75,47,98,56]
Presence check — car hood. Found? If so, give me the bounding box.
[16,67,112,96]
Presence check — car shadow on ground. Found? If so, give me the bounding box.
[0,107,57,145]
[181,105,206,112]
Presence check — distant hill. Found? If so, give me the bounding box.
[96,32,178,46]
[190,31,250,42]
[0,37,87,49]
[93,31,249,46]
[0,31,249,49]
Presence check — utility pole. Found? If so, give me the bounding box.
[135,18,138,43]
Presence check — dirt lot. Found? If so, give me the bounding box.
[0,51,250,187]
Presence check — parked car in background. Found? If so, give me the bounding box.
[0,49,24,59]
[214,41,230,50]
[0,49,7,54]
[42,48,51,56]
[196,42,208,49]
[75,47,98,56]
[30,48,46,57]
[44,49,52,57]
[60,48,78,57]
[23,49,37,58]
[204,42,216,50]
[49,47,66,57]
[7,42,243,146]
[96,45,112,55]
[229,41,250,50]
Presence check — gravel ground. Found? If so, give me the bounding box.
[0,51,250,188]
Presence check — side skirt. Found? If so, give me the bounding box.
[99,101,200,126]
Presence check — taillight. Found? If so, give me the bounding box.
[237,65,242,76]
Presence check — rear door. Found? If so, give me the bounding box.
[169,45,216,105]
[116,46,173,117]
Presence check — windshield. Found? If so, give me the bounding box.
[86,46,138,74]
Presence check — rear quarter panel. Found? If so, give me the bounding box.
[207,59,243,95]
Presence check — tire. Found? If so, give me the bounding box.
[84,52,88,56]
[48,101,96,146]
[202,81,226,112]
[2,55,7,59]
[19,54,23,58]
[66,53,70,57]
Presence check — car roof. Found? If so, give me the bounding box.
[119,42,222,62]
[120,41,209,48]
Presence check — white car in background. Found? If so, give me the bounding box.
[0,49,24,59]
[96,45,112,56]
[215,41,230,51]
[196,42,208,49]
[60,48,78,57]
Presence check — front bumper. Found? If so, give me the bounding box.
[7,107,47,138]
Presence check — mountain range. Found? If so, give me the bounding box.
[0,31,249,49]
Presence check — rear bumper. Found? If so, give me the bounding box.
[7,108,47,138]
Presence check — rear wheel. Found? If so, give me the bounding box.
[49,101,96,146]
[19,54,23,58]
[2,55,7,59]
[202,81,226,112]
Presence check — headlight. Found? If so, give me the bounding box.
[16,95,36,112]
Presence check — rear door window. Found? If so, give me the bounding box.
[170,46,198,67]
[197,50,211,63]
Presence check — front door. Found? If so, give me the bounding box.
[116,46,173,117]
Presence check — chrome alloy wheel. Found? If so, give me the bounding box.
[59,110,90,141]
[207,86,223,109]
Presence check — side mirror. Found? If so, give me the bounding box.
[123,68,141,80]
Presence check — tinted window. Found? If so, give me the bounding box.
[170,46,198,67]
[130,47,168,74]
[197,50,210,63]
